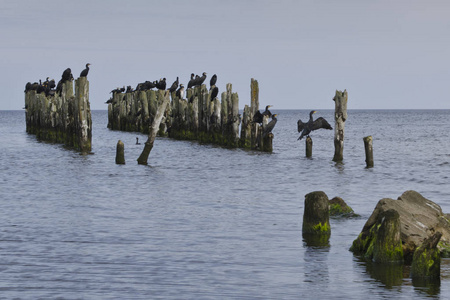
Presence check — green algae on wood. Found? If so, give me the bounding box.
[302,191,331,237]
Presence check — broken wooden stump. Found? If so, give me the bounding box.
[306,136,313,158]
[302,191,331,246]
[116,140,125,164]
[332,90,347,162]
[364,135,374,168]
[411,232,442,279]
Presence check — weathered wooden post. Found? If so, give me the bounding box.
[137,90,171,165]
[373,209,403,263]
[364,135,374,168]
[306,136,313,158]
[116,140,125,164]
[302,191,331,245]
[332,90,347,162]
[250,79,259,149]
[74,77,92,152]
[411,232,442,279]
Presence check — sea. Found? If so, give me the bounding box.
[0,109,449,299]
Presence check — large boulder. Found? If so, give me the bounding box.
[350,190,450,263]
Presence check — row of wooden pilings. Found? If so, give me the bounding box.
[304,191,442,280]
[24,77,92,152]
[107,79,275,152]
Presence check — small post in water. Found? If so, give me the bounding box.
[116,140,125,164]
[363,135,374,168]
[306,136,313,158]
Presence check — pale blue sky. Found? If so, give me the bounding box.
[1,0,449,110]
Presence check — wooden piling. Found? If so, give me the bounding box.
[411,232,442,279]
[302,191,331,242]
[116,140,125,164]
[24,77,92,152]
[306,136,313,158]
[364,135,374,168]
[373,209,403,263]
[137,90,171,165]
[332,90,348,162]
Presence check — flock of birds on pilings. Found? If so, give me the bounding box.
[24,63,91,97]
[24,63,334,141]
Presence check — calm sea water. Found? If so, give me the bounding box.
[0,109,449,299]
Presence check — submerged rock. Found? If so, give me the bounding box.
[329,196,358,217]
[350,190,450,263]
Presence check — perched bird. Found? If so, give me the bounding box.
[61,68,73,82]
[193,72,207,87]
[136,137,141,145]
[210,74,217,88]
[176,84,185,99]
[297,110,332,140]
[156,78,166,90]
[80,63,91,77]
[168,77,179,93]
[210,86,218,101]
[126,85,133,93]
[253,105,273,124]
[187,73,195,89]
[263,114,278,137]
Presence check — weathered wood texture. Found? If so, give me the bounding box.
[137,91,171,165]
[24,78,92,152]
[306,136,313,158]
[116,140,125,164]
[332,90,348,162]
[363,135,374,168]
[108,78,274,152]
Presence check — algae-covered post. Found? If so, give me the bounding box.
[302,191,331,246]
[363,135,374,168]
[411,232,442,279]
[332,90,347,162]
[372,209,403,263]
[137,90,170,165]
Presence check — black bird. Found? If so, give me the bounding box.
[176,84,185,99]
[105,98,113,104]
[193,72,207,87]
[263,114,278,137]
[297,110,332,140]
[188,95,194,104]
[210,74,217,88]
[156,78,166,90]
[253,105,273,124]
[187,73,195,89]
[24,82,32,92]
[126,85,133,93]
[136,137,141,145]
[210,86,218,101]
[80,63,91,77]
[61,68,73,82]
[168,77,179,93]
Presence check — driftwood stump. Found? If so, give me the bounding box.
[115,140,125,164]
[332,90,347,162]
[411,232,442,279]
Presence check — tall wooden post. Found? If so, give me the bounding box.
[363,136,374,168]
[137,90,171,165]
[250,79,259,149]
[332,90,347,162]
[74,77,92,153]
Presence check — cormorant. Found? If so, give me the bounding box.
[176,84,185,99]
[80,63,91,77]
[297,110,332,140]
[187,73,195,89]
[253,105,273,124]
[61,68,73,82]
[263,114,278,137]
[210,86,218,101]
[156,78,166,90]
[136,137,141,145]
[168,77,179,93]
[210,74,217,88]
[193,72,207,87]
[126,85,133,93]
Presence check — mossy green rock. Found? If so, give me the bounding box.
[329,196,358,217]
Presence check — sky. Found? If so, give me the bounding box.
[1,0,449,110]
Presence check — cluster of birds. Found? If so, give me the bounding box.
[24,63,91,97]
[107,72,220,105]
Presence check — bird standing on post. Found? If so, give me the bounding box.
[80,63,91,77]
[297,110,332,140]
[210,74,217,89]
[176,84,185,99]
[263,114,278,137]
